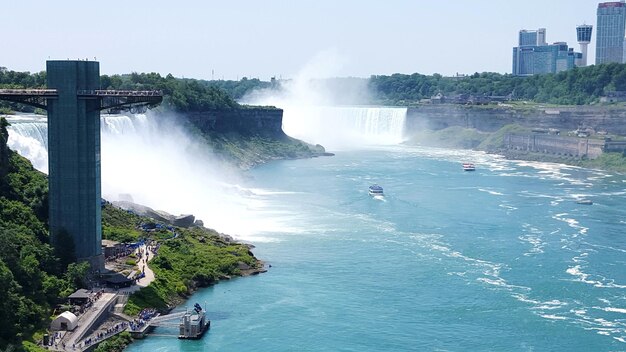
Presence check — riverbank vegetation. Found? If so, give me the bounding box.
[100,201,263,316]
[370,63,626,106]
[202,132,327,169]
[122,224,260,316]
[0,117,262,350]
[0,118,91,350]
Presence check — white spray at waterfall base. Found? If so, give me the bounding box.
[6,112,293,240]
[242,50,407,150]
[100,112,290,239]
[6,114,49,173]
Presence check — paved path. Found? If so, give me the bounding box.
[50,244,159,350]
[120,244,155,293]
[54,292,117,351]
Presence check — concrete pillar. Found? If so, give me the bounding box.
[46,61,103,270]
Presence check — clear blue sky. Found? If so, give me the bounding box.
[1,0,598,80]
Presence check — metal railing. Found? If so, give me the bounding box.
[0,88,58,96]
[77,90,162,97]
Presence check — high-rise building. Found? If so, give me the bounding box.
[513,29,577,76]
[519,28,547,47]
[596,1,626,65]
[576,24,593,66]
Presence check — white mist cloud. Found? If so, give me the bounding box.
[7,132,48,173]
[242,50,405,150]
[100,112,290,240]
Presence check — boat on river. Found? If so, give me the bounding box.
[462,163,476,171]
[179,303,210,340]
[368,184,384,196]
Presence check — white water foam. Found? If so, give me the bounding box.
[518,224,545,256]
[5,114,49,173]
[6,112,302,240]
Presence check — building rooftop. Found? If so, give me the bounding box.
[599,1,626,8]
[68,288,91,300]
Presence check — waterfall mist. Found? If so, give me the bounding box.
[100,112,289,239]
[6,113,290,240]
[241,51,407,150]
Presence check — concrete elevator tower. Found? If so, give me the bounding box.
[0,60,162,270]
[576,24,593,66]
[46,61,103,268]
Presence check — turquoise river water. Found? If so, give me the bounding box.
[125,146,626,352]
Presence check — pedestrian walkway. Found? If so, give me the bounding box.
[120,244,155,293]
[54,292,117,351]
[49,244,159,350]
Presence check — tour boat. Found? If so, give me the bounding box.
[462,163,476,171]
[368,184,384,196]
[179,303,210,340]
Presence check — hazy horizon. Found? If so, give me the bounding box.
[2,1,597,81]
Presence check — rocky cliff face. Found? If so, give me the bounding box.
[0,118,9,179]
[178,107,328,169]
[406,105,626,136]
[185,108,287,138]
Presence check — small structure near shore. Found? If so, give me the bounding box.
[68,288,92,306]
[50,311,78,331]
[179,303,210,340]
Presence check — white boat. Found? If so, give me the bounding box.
[462,163,476,171]
[576,199,593,205]
[368,184,384,196]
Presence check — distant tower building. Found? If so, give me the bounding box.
[596,1,626,65]
[513,29,576,75]
[576,25,593,66]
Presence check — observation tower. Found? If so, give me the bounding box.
[576,24,593,66]
[0,60,163,270]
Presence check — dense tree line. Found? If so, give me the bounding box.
[369,63,626,105]
[4,62,626,113]
[0,68,47,113]
[206,77,273,100]
[100,72,239,111]
[0,68,239,113]
[0,118,90,350]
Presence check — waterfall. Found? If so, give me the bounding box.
[5,112,271,237]
[5,114,153,174]
[5,115,49,173]
[281,106,407,150]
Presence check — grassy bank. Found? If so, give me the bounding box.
[101,205,262,316]
[209,133,327,169]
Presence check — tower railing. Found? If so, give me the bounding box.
[77,90,163,97]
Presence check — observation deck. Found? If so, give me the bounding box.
[0,88,163,112]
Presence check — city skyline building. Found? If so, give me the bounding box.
[595,1,626,65]
[519,28,548,47]
[513,29,578,76]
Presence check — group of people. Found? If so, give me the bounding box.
[82,322,128,348]
[129,308,158,331]
[104,247,134,262]
[47,331,63,348]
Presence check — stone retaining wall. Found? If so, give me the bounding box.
[504,134,605,159]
